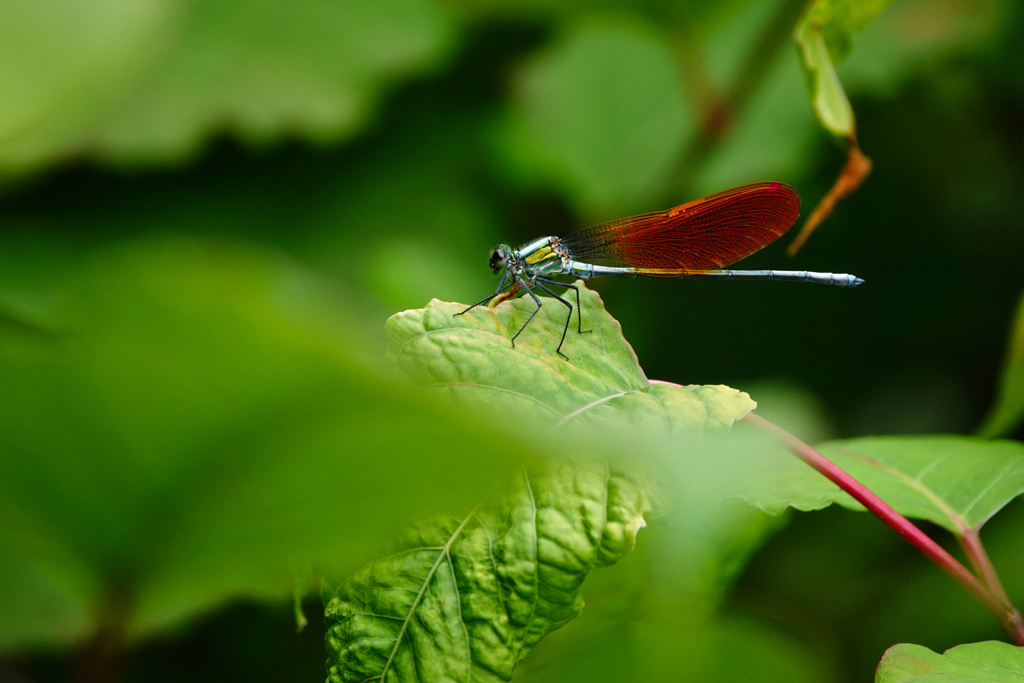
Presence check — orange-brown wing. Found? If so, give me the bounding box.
[560,182,800,272]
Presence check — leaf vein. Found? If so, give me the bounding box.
[378,511,477,682]
[959,459,1020,525]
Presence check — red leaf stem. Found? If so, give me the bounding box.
[740,411,1024,645]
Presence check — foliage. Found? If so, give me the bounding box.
[876,641,1024,683]
[322,463,648,683]
[386,287,754,430]
[795,0,892,138]
[0,237,525,651]
[495,22,690,217]
[738,436,1024,531]
[0,0,452,169]
[322,287,759,681]
[1,0,1023,682]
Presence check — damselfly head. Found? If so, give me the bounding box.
[489,245,510,274]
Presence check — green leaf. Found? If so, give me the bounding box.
[322,283,759,682]
[0,236,520,651]
[795,19,853,137]
[876,641,1024,683]
[322,461,647,683]
[0,0,179,172]
[515,608,826,683]
[809,0,895,64]
[737,436,1024,533]
[698,23,821,192]
[386,283,755,432]
[494,22,693,217]
[92,0,455,164]
[794,0,893,138]
[832,0,1003,97]
[979,290,1024,438]
[442,0,720,24]
[0,0,454,171]
[480,496,812,683]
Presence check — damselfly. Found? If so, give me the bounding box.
[458,182,863,357]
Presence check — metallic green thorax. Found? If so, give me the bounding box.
[466,236,585,359]
[513,237,567,277]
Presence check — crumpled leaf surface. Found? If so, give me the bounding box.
[323,461,647,683]
[385,282,754,432]
[321,282,756,682]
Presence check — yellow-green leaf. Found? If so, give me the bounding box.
[794,0,894,137]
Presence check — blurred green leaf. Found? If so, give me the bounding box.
[441,0,720,24]
[91,0,456,163]
[0,0,455,171]
[795,0,892,137]
[808,0,893,64]
[0,236,523,651]
[322,462,647,683]
[876,641,1024,682]
[739,380,835,445]
[795,19,853,137]
[737,436,1024,533]
[0,0,181,172]
[504,488,810,683]
[516,607,826,683]
[386,283,755,430]
[703,0,1005,190]
[979,290,1024,438]
[494,22,693,218]
[697,43,820,192]
[835,0,1005,97]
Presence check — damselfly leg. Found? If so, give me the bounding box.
[456,270,512,316]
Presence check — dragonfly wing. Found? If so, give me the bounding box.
[560,182,800,272]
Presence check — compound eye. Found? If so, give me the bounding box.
[489,248,507,274]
